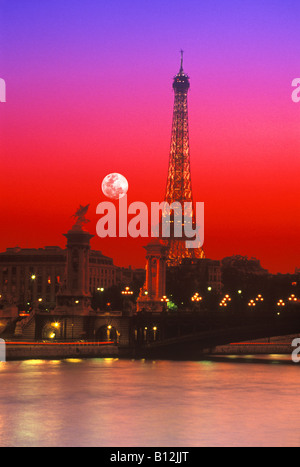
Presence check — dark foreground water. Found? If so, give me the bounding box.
[0,355,299,447]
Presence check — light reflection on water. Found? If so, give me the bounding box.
[0,355,299,447]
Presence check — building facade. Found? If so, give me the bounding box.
[0,246,117,310]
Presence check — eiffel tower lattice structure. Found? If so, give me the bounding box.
[163,51,205,266]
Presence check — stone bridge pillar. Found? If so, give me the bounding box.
[137,239,168,313]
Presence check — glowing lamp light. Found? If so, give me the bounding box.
[220,295,231,307]
[161,295,169,302]
[122,286,133,295]
[288,294,298,302]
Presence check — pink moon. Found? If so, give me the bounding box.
[101,173,128,199]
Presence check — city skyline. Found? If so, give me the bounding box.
[1,0,300,274]
[2,1,300,450]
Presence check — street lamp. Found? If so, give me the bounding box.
[191,293,203,310]
[28,273,37,308]
[107,325,112,340]
[255,294,264,302]
[161,295,169,312]
[122,286,133,295]
[288,294,298,302]
[191,292,202,302]
[161,295,169,303]
[220,295,231,308]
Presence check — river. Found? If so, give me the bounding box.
[0,355,299,447]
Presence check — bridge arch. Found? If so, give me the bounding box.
[41,321,61,340]
[95,324,119,343]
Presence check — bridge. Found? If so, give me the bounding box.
[1,306,300,360]
[130,308,300,359]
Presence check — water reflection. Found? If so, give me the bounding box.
[0,356,299,447]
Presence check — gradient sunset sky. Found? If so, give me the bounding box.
[1,0,300,273]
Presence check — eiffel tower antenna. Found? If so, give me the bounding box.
[180,49,184,72]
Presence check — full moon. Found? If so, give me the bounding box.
[101,173,129,200]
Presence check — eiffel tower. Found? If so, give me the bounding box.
[164,51,205,266]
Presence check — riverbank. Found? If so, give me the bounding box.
[2,339,294,361]
[209,343,292,355]
[4,341,119,361]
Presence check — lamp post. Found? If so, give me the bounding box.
[288,294,298,303]
[122,286,133,296]
[276,299,285,316]
[29,273,36,310]
[122,286,134,315]
[107,324,112,341]
[191,293,203,310]
[220,294,231,309]
[96,287,105,311]
[255,294,264,303]
[160,295,169,312]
